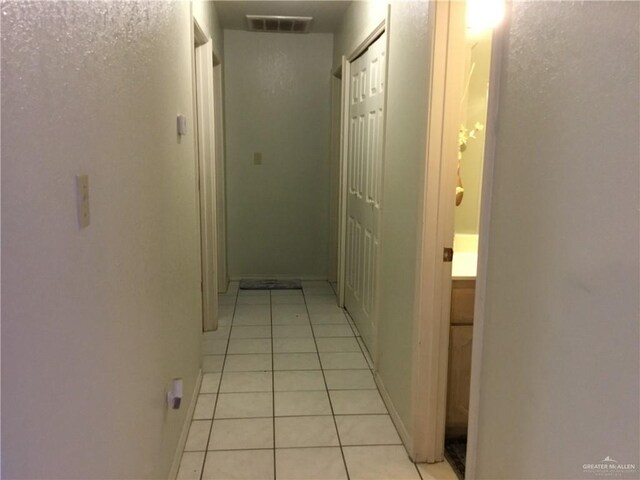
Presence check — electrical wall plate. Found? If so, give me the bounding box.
[177,114,187,136]
[76,174,90,228]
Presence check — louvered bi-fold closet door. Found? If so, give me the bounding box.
[344,33,386,359]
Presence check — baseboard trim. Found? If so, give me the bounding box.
[168,369,202,480]
[374,372,414,458]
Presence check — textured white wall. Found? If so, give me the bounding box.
[193,0,224,57]
[224,30,333,279]
[375,0,432,438]
[332,0,433,445]
[332,0,388,69]
[471,2,640,478]
[1,2,220,477]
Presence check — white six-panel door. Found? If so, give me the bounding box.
[344,33,387,357]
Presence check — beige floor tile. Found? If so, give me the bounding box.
[274,391,332,416]
[274,353,321,371]
[218,295,237,305]
[233,315,272,326]
[177,451,205,480]
[276,447,347,480]
[324,370,376,390]
[342,445,420,479]
[315,337,360,353]
[230,325,272,339]
[319,352,368,370]
[208,418,273,450]
[329,390,387,415]
[273,338,317,353]
[227,338,272,354]
[309,313,350,325]
[220,371,272,393]
[313,324,354,338]
[224,354,272,372]
[203,327,231,340]
[273,325,314,338]
[271,289,304,296]
[193,394,217,420]
[200,373,221,394]
[215,392,272,419]
[202,449,273,480]
[233,305,270,325]
[335,415,401,446]
[272,313,310,326]
[184,420,211,451]
[275,416,339,448]
[303,286,335,295]
[274,370,326,391]
[272,295,305,305]
[236,295,270,305]
[202,355,225,372]
[272,304,308,317]
[238,289,270,297]
[306,304,344,315]
[305,295,339,305]
[416,459,458,480]
[202,338,227,355]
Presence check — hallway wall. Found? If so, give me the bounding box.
[1,2,222,478]
[332,0,433,451]
[470,2,640,478]
[224,30,333,279]
[375,0,433,445]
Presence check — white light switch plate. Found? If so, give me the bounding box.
[76,174,90,228]
[177,114,187,136]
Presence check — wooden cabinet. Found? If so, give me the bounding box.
[446,279,475,438]
[446,325,473,437]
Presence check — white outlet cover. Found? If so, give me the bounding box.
[177,115,187,136]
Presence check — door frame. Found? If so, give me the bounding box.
[213,57,228,293]
[193,18,220,331]
[336,14,389,367]
[412,0,507,464]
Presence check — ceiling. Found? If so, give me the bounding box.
[213,1,352,33]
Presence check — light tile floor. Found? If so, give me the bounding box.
[178,281,457,480]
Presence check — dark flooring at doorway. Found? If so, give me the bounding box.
[239,278,302,290]
[444,437,467,480]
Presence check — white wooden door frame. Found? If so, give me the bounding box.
[213,60,228,293]
[193,18,219,332]
[336,15,389,367]
[412,0,507,466]
[411,0,465,462]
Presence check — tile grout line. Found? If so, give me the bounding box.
[301,286,352,480]
[270,290,277,480]
[185,440,405,454]
[198,284,239,480]
[341,293,425,480]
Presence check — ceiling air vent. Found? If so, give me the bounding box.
[246,15,313,34]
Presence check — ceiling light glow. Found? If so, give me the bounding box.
[466,0,505,32]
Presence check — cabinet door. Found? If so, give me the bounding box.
[446,325,473,436]
[450,280,475,325]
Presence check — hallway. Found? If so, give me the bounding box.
[177,281,455,480]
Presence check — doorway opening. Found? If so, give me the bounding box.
[444,10,495,480]
[413,0,505,474]
[193,18,224,331]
